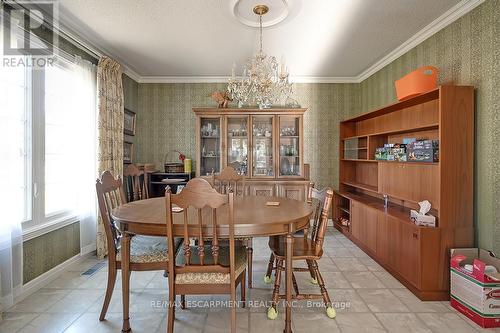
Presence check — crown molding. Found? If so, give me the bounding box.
[138,75,360,84]
[56,6,143,82]
[291,76,359,84]
[356,0,485,82]
[139,76,230,83]
[123,67,142,82]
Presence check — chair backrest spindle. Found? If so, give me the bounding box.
[212,166,246,197]
[96,171,127,259]
[307,184,333,252]
[123,164,149,202]
[165,178,234,274]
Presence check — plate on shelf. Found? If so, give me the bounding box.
[161,178,185,184]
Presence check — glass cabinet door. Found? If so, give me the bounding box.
[226,116,249,175]
[199,117,221,176]
[279,116,301,177]
[251,116,274,177]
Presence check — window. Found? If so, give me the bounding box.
[44,62,79,216]
[0,59,31,225]
[1,55,96,231]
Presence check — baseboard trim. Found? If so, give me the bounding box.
[13,251,94,305]
[81,243,97,255]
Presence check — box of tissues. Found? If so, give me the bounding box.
[410,200,436,227]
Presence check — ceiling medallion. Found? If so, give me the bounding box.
[227,4,298,109]
[231,0,290,28]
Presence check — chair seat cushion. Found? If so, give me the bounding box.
[175,245,247,284]
[269,237,323,260]
[117,236,183,264]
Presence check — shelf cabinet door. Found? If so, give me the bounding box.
[397,221,420,287]
[277,184,307,201]
[378,215,400,270]
[249,183,275,197]
[350,201,363,241]
[226,116,249,176]
[198,117,222,176]
[251,116,275,178]
[378,163,440,210]
[350,201,378,253]
[278,115,303,177]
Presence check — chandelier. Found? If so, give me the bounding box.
[228,5,298,109]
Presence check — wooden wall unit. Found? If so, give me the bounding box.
[193,108,310,199]
[333,86,474,300]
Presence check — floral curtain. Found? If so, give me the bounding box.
[96,57,124,258]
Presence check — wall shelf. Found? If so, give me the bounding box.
[341,180,378,193]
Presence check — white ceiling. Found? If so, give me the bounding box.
[58,0,465,81]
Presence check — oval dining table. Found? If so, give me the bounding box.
[112,195,313,333]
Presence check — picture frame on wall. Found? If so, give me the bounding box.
[124,141,134,164]
[124,109,136,136]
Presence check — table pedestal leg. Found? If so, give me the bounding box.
[284,233,293,333]
[121,233,131,332]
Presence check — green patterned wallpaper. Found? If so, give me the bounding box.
[123,74,139,112]
[123,74,139,147]
[136,83,359,189]
[136,0,499,252]
[358,0,500,254]
[23,223,80,283]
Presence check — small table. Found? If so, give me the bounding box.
[112,195,312,333]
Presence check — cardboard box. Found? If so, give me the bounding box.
[450,248,500,328]
[391,146,407,162]
[375,148,388,160]
[407,140,439,162]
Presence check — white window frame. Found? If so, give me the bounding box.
[2,12,86,240]
[21,59,79,237]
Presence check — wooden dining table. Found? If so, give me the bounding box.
[111,195,313,333]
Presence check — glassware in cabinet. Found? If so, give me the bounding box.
[199,117,221,176]
[279,115,301,177]
[251,116,274,177]
[226,116,249,175]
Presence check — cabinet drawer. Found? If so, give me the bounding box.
[378,163,439,210]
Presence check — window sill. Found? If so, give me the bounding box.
[22,215,79,242]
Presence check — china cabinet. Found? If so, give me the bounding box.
[194,108,309,198]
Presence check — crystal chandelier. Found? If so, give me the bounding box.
[228,5,298,109]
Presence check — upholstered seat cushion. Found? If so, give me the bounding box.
[174,245,247,284]
[116,236,183,264]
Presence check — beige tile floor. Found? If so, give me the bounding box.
[0,228,496,333]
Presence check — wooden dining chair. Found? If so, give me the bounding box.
[212,166,254,288]
[266,185,336,320]
[165,178,247,333]
[95,171,181,321]
[263,181,316,284]
[123,163,149,202]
